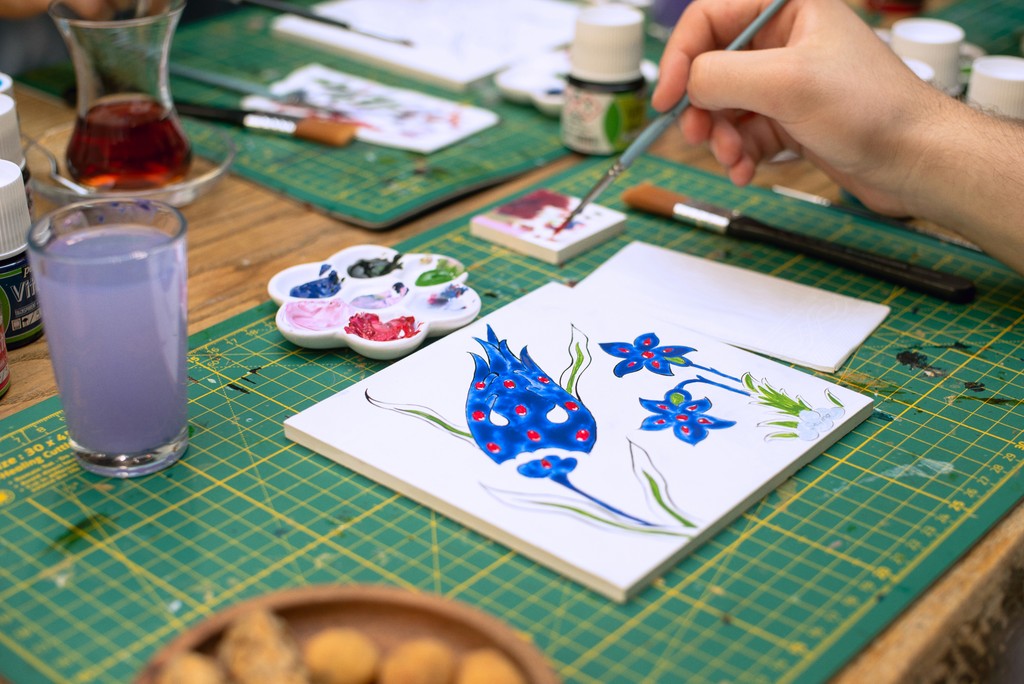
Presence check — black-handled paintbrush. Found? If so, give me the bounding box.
[622,183,976,303]
[175,101,357,147]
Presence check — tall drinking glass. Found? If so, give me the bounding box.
[28,199,189,478]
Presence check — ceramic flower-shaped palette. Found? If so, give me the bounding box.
[268,245,482,360]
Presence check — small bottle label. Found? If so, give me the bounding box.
[561,83,647,155]
[0,252,42,349]
[0,332,9,400]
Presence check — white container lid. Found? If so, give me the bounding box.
[570,4,645,83]
[890,18,965,94]
[0,160,30,259]
[0,94,23,166]
[967,55,1024,120]
[0,72,12,97]
[901,57,935,85]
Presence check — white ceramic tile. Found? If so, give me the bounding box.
[286,283,873,601]
[470,189,627,265]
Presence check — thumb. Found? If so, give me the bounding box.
[686,48,801,121]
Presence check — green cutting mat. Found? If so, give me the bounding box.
[2,156,1023,684]
[166,5,574,229]
[929,0,1024,56]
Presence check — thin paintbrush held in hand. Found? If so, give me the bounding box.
[554,0,792,233]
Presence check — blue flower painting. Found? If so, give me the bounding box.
[639,386,736,445]
[466,327,596,464]
[599,333,695,377]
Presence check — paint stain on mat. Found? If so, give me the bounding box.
[946,395,1024,407]
[841,371,903,395]
[964,381,986,392]
[896,350,947,378]
[50,513,115,551]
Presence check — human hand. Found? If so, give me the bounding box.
[0,0,127,20]
[651,0,946,218]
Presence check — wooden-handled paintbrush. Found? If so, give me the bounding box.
[622,182,976,303]
[175,102,358,147]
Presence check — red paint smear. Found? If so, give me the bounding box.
[496,189,571,220]
[345,313,420,341]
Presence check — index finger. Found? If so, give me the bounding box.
[651,0,794,111]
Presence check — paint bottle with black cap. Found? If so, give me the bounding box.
[0,159,42,351]
[561,4,647,156]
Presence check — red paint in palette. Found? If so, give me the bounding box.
[344,313,420,341]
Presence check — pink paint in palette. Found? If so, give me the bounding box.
[470,189,627,264]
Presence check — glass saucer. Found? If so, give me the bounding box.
[24,122,236,209]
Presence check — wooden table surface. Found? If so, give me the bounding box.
[4,69,1021,682]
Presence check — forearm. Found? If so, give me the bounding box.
[0,1,51,18]
[905,96,1024,274]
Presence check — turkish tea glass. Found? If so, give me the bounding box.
[49,0,192,190]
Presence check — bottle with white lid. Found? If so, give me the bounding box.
[0,159,42,350]
[966,56,1024,120]
[561,4,647,155]
[0,94,31,209]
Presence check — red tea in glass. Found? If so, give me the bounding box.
[67,95,192,189]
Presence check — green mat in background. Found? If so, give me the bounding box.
[1,156,1022,684]
[929,0,1024,57]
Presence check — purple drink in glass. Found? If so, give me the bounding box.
[29,200,188,477]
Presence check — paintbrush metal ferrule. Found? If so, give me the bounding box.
[670,199,732,234]
[242,112,300,135]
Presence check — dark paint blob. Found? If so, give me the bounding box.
[290,264,342,298]
[954,396,1023,407]
[896,349,947,378]
[348,253,403,279]
[872,410,896,422]
[964,381,986,392]
[496,188,571,220]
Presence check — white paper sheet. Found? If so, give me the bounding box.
[573,242,890,373]
[271,0,581,91]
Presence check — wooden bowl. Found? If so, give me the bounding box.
[135,584,560,683]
